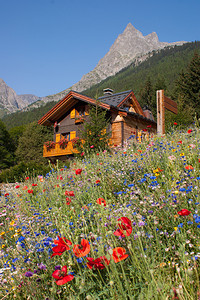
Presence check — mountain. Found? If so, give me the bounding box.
[0,78,41,115]
[2,41,200,130]
[39,23,185,104]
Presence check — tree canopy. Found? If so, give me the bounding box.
[15,122,52,164]
[77,103,111,154]
[0,120,15,169]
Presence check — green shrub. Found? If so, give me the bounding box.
[0,161,51,183]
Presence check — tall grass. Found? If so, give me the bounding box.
[0,127,199,299]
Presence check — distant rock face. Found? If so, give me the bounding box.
[0,78,40,113]
[41,23,186,103]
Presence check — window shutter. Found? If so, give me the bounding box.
[70,109,76,119]
[70,131,76,140]
[56,134,60,142]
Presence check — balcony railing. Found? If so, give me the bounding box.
[43,140,79,158]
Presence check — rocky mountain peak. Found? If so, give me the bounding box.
[0,79,40,114]
[41,23,185,102]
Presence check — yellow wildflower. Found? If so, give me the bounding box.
[10,220,15,226]
[0,232,5,236]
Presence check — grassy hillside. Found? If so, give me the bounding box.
[2,41,200,130]
[0,126,199,299]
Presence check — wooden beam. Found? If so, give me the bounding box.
[164,101,178,114]
[164,96,178,114]
[157,90,165,135]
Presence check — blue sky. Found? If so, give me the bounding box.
[0,0,199,97]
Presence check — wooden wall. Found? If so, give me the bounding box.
[53,102,89,141]
[111,122,122,146]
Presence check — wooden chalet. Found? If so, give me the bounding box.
[38,89,157,160]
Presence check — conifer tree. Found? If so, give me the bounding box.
[139,76,153,108]
[0,120,15,169]
[77,102,110,154]
[175,52,200,116]
[15,121,52,164]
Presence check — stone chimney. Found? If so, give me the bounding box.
[143,106,154,121]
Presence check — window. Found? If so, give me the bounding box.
[61,132,70,140]
[61,131,76,140]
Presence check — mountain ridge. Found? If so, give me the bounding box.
[38,23,186,104]
[0,78,41,114]
[0,23,186,114]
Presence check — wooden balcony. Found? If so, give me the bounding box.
[43,141,79,158]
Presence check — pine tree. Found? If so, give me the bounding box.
[0,120,15,169]
[175,52,200,115]
[77,102,110,154]
[139,76,153,108]
[15,121,52,164]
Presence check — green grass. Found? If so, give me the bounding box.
[0,126,200,299]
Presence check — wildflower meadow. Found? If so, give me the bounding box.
[0,127,200,299]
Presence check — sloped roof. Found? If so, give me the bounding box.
[38,90,110,126]
[98,90,132,106]
[99,90,145,117]
[38,89,148,126]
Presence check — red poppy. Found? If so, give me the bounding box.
[81,152,85,156]
[96,153,99,156]
[75,168,82,175]
[51,237,72,258]
[15,185,20,189]
[177,209,191,216]
[66,198,71,205]
[147,125,152,128]
[4,193,9,197]
[143,129,147,132]
[96,197,106,206]
[187,129,192,134]
[25,177,29,180]
[73,239,90,257]
[27,190,33,194]
[185,165,193,170]
[174,122,177,125]
[32,183,37,187]
[96,180,100,184]
[112,247,129,263]
[65,191,75,197]
[114,217,132,237]
[199,159,200,163]
[57,176,63,180]
[52,265,74,285]
[90,145,94,148]
[178,140,182,144]
[86,256,110,270]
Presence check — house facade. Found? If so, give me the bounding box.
[38,89,157,160]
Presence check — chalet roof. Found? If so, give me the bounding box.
[38,90,110,126]
[98,90,132,107]
[38,89,152,126]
